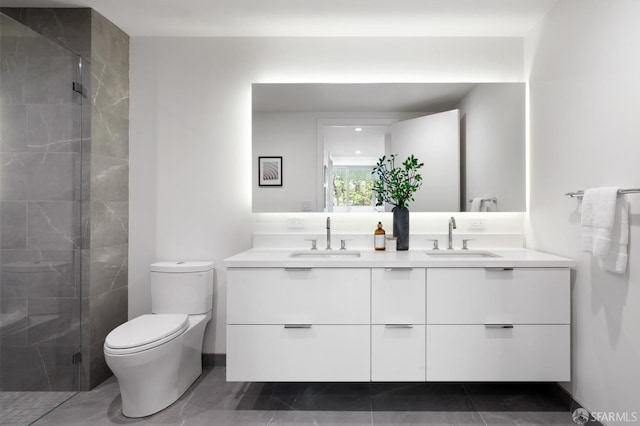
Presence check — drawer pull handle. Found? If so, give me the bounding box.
[485,267,514,271]
[385,324,414,328]
[284,267,312,271]
[485,324,514,329]
[284,324,312,329]
[384,267,413,271]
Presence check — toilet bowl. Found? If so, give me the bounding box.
[104,261,213,418]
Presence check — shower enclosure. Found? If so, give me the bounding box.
[0,12,84,392]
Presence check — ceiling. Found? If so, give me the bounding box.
[253,83,478,113]
[0,0,559,37]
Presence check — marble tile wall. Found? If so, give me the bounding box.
[0,9,129,391]
[83,9,129,390]
[0,13,82,391]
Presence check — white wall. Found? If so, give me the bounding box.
[130,37,524,354]
[525,0,640,422]
[458,83,526,212]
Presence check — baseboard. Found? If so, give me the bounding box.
[552,383,604,426]
[202,353,226,367]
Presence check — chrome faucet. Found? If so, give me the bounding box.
[326,216,332,250]
[448,216,457,250]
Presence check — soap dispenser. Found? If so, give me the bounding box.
[374,222,386,251]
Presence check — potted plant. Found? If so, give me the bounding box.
[371,154,424,250]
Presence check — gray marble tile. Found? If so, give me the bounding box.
[27,201,81,250]
[373,411,485,425]
[83,201,128,249]
[91,60,129,119]
[0,249,78,298]
[91,10,128,78]
[1,153,81,201]
[479,410,577,425]
[24,55,75,105]
[0,346,49,391]
[14,32,74,58]
[27,297,80,346]
[147,410,277,426]
[371,382,474,412]
[0,55,27,105]
[87,338,114,390]
[463,383,569,412]
[0,104,27,152]
[90,107,129,159]
[88,286,127,353]
[33,344,81,391]
[2,8,91,58]
[268,410,373,425]
[0,391,76,426]
[32,377,143,425]
[82,244,128,297]
[0,201,26,249]
[26,104,82,152]
[86,154,129,202]
[0,297,27,346]
[0,35,20,56]
[0,13,36,38]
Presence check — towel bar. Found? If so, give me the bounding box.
[565,188,640,199]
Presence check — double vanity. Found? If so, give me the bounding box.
[224,247,573,383]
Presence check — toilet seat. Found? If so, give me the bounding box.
[104,314,189,355]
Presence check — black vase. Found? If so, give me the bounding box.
[393,206,410,250]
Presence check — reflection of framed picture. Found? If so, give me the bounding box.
[258,156,283,187]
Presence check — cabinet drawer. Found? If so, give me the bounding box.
[426,324,570,381]
[227,268,370,324]
[372,268,425,325]
[227,325,370,382]
[426,268,570,324]
[371,324,425,382]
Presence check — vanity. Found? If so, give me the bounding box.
[224,248,573,383]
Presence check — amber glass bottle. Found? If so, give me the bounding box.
[374,222,386,251]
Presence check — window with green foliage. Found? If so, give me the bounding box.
[332,166,375,211]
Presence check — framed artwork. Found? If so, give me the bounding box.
[258,156,283,187]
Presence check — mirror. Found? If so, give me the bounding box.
[252,83,525,213]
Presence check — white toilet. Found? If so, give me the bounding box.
[104,261,213,418]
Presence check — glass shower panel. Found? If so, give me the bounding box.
[0,12,82,391]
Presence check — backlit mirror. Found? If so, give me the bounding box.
[252,83,525,213]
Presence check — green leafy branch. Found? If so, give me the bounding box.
[371,154,424,209]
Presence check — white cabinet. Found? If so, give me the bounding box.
[228,268,370,325]
[227,324,370,382]
[426,324,570,381]
[371,268,426,381]
[426,267,570,382]
[226,264,571,383]
[226,268,370,382]
[426,268,570,325]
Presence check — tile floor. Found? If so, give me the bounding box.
[0,392,75,426]
[25,367,583,425]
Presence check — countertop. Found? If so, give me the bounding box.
[223,248,575,268]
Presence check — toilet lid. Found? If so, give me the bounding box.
[105,314,189,350]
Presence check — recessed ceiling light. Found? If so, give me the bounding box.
[355,127,362,132]
[355,150,361,154]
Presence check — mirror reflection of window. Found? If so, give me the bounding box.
[323,125,388,213]
[331,166,376,212]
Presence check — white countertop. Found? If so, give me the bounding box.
[223,248,575,268]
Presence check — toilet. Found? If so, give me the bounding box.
[104,261,214,418]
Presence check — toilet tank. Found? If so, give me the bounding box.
[150,261,214,314]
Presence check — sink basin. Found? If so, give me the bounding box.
[426,250,501,258]
[289,250,361,258]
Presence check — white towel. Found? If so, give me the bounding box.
[600,198,629,274]
[581,187,620,257]
[483,199,498,212]
[470,197,483,212]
